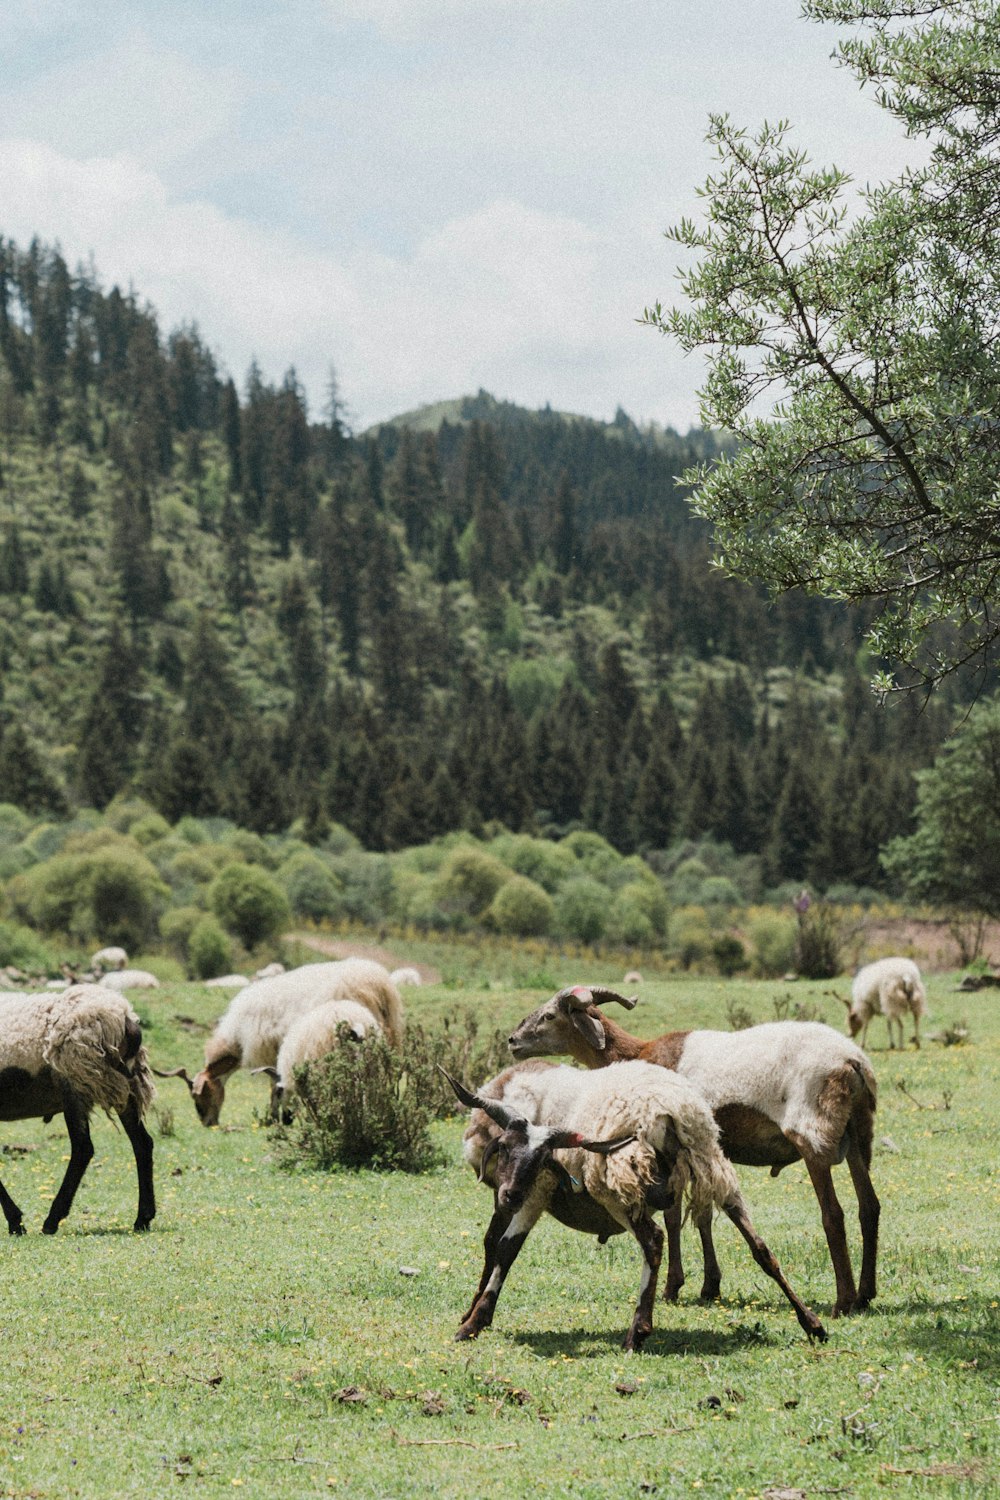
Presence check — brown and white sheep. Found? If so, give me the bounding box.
[508,986,880,1317]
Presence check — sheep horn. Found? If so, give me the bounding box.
[562,985,638,1011]
[251,1066,280,1080]
[152,1065,195,1094]
[437,1067,527,1131]
[545,1128,637,1155]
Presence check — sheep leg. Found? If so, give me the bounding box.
[802,1156,857,1315]
[0,1177,24,1236]
[459,1203,511,1322]
[911,1010,921,1050]
[624,1210,663,1352]
[118,1096,156,1232]
[696,1211,722,1301]
[722,1197,827,1341]
[42,1095,94,1234]
[457,1199,545,1341]
[846,1142,880,1310]
[661,1199,685,1301]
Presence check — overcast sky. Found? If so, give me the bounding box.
[1,0,925,432]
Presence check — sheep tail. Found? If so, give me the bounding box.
[43,987,156,1118]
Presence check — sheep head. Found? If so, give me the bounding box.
[152,1064,225,1126]
[508,984,638,1061]
[441,1068,634,1214]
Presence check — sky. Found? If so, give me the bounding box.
[0,0,926,433]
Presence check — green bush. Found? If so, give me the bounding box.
[486,875,554,937]
[606,888,655,946]
[188,915,233,979]
[279,851,343,922]
[712,933,748,977]
[279,1030,442,1173]
[0,919,59,972]
[210,863,290,950]
[9,843,167,948]
[159,905,204,959]
[747,910,798,978]
[487,833,577,893]
[563,830,623,881]
[794,901,843,980]
[554,876,607,943]
[669,907,713,970]
[699,875,741,906]
[435,845,512,918]
[128,812,171,846]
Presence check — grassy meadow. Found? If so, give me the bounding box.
[0,951,998,1498]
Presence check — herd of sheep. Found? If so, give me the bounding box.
[0,949,930,1350]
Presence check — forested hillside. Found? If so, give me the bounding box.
[0,235,956,890]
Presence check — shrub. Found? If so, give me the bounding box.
[159,905,204,959]
[435,845,512,918]
[487,875,554,937]
[279,851,343,922]
[554,876,607,943]
[210,863,291,950]
[712,933,748,978]
[794,900,843,980]
[0,919,59,972]
[606,888,655,946]
[669,907,712,970]
[611,879,668,938]
[279,1029,442,1173]
[487,833,576,893]
[563,830,623,880]
[188,915,233,979]
[9,844,167,948]
[699,875,741,906]
[128,812,171,846]
[747,910,798,978]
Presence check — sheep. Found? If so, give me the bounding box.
[446,1061,826,1350]
[508,986,880,1318]
[99,968,160,992]
[253,998,382,1118]
[389,966,422,987]
[254,962,286,980]
[842,957,927,1051]
[0,984,155,1234]
[204,974,251,989]
[90,946,129,974]
[155,958,404,1126]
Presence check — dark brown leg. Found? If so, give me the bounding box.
[460,1204,511,1322]
[118,1096,155,1232]
[0,1178,24,1235]
[624,1211,663,1352]
[696,1212,722,1300]
[661,1199,685,1301]
[803,1156,857,1315]
[43,1094,94,1234]
[846,1143,880,1310]
[457,1199,544,1341]
[723,1198,826,1341]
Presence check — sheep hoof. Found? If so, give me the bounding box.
[455,1322,481,1342]
[698,1283,721,1303]
[8,1220,25,1237]
[133,1217,153,1233]
[41,1219,60,1236]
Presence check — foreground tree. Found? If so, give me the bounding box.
[645,0,1000,695]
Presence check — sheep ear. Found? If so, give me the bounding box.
[152,1065,195,1095]
[437,1066,527,1131]
[569,1007,607,1050]
[478,1135,500,1183]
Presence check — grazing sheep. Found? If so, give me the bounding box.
[447,1062,826,1350]
[99,968,160,992]
[90,946,129,974]
[204,975,251,989]
[253,998,382,1118]
[843,957,927,1050]
[389,966,422,987]
[508,986,880,1317]
[0,985,155,1234]
[255,962,286,980]
[156,959,404,1125]
[624,970,643,985]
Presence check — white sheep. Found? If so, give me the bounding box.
[253,998,382,1117]
[254,962,286,980]
[0,984,155,1234]
[99,968,160,992]
[155,958,404,1125]
[90,946,129,974]
[204,974,251,989]
[449,1061,826,1350]
[508,987,880,1317]
[389,966,422,987]
[844,957,927,1050]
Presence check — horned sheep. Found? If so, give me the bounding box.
[508,986,880,1317]
[0,984,155,1234]
[448,1060,826,1350]
[254,998,382,1118]
[844,957,927,1051]
[157,958,404,1125]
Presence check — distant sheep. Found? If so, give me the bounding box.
[204,975,251,989]
[0,985,155,1234]
[389,967,422,987]
[156,959,404,1125]
[844,957,927,1050]
[254,962,286,980]
[91,946,129,974]
[449,1061,825,1350]
[99,969,160,992]
[254,999,382,1118]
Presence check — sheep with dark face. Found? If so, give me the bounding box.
[253,998,382,1119]
[0,985,155,1234]
[508,986,880,1318]
[447,1061,826,1351]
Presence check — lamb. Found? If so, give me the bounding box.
[0,985,155,1234]
[99,968,160,992]
[253,998,382,1118]
[155,958,404,1125]
[446,1061,826,1350]
[842,957,927,1051]
[508,986,880,1318]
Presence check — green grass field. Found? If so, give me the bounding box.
[1,958,997,1498]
